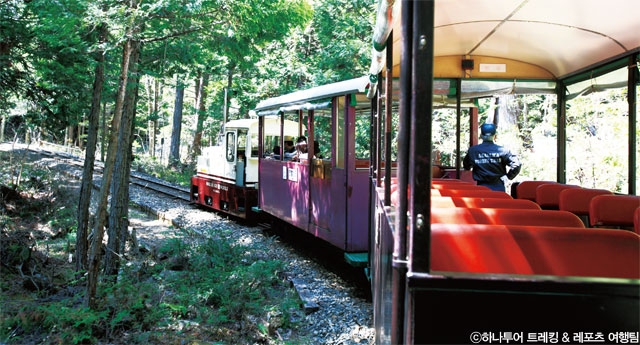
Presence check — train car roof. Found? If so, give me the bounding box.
[371,0,640,82]
[224,118,258,129]
[254,76,370,115]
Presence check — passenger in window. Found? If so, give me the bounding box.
[268,145,281,159]
[463,123,521,192]
[292,136,308,162]
[283,140,296,160]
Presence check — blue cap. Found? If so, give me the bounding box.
[480,123,497,136]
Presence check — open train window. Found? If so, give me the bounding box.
[237,129,247,159]
[250,133,259,157]
[355,112,370,160]
[313,110,331,160]
[226,132,235,162]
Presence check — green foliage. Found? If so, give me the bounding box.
[1,227,301,344]
[131,154,193,186]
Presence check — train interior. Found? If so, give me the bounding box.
[367,1,639,343]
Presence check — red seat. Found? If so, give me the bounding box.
[589,194,640,228]
[431,184,490,190]
[448,197,540,209]
[432,179,470,184]
[508,225,640,279]
[634,208,640,235]
[437,189,512,199]
[558,188,613,216]
[516,181,555,201]
[535,184,581,210]
[431,208,585,228]
[430,223,640,279]
[431,197,457,208]
[430,223,534,274]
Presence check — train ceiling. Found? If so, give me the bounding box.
[374,0,640,81]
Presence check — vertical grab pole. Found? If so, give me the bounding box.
[408,0,435,285]
[390,1,412,344]
[405,1,435,343]
[384,32,394,206]
[628,53,638,195]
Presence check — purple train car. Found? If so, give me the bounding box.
[253,77,372,266]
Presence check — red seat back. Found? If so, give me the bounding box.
[589,195,640,227]
[432,184,490,190]
[516,181,555,201]
[432,208,585,228]
[535,184,581,209]
[431,197,457,208]
[558,188,613,215]
[432,179,470,184]
[430,223,534,274]
[634,208,640,235]
[437,189,512,199]
[430,224,640,279]
[508,225,640,279]
[450,197,541,210]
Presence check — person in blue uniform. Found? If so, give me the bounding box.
[463,123,521,192]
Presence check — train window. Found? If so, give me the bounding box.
[432,108,470,167]
[237,129,248,159]
[226,132,236,162]
[263,135,281,159]
[250,133,259,157]
[313,110,331,160]
[355,113,370,160]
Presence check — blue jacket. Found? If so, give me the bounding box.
[463,141,521,183]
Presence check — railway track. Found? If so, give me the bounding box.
[35,147,191,202]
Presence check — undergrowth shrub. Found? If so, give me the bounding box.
[131,155,193,187]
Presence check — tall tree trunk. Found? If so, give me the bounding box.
[191,72,209,161]
[145,77,154,157]
[100,102,107,162]
[76,22,107,271]
[151,78,160,157]
[104,39,141,276]
[0,114,5,142]
[78,119,84,150]
[85,34,135,309]
[169,75,184,168]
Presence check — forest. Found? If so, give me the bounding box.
[1,1,377,342]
